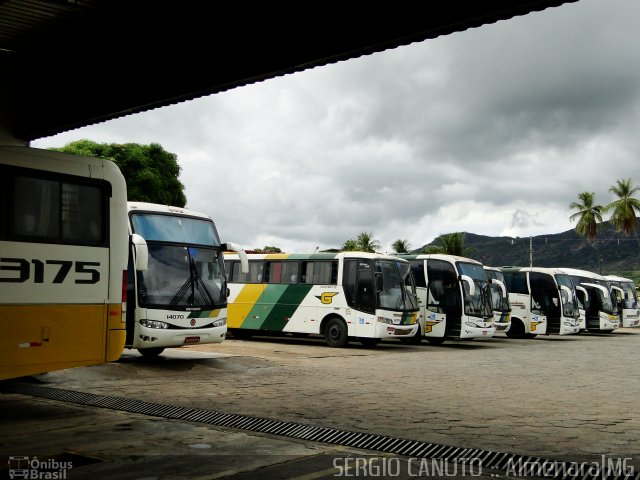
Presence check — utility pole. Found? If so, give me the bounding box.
[529,236,533,267]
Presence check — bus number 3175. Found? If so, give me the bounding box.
[0,258,101,284]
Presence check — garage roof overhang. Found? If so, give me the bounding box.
[0,0,577,143]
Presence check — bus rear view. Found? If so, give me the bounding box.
[0,146,128,380]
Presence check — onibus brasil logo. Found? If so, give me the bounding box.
[8,456,73,479]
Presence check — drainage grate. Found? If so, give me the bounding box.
[4,383,638,480]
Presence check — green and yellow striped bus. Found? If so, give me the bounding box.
[224,252,419,347]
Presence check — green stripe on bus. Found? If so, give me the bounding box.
[400,311,415,325]
[241,285,289,330]
[260,284,314,331]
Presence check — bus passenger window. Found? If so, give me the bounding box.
[62,183,103,244]
[301,261,337,284]
[14,176,60,239]
[281,261,299,284]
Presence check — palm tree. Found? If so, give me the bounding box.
[341,239,358,251]
[423,232,475,257]
[356,232,380,253]
[392,239,411,254]
[605,178,640,247]
[569,191,604,273]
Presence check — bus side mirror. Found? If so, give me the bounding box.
[223,242,249,274]
[560,285,572,296]
[492,278,507,297]
[131,234,148,271]
[460,275,475,296]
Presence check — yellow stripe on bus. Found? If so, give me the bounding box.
[228,284,265,328]
[264,253,290,260]
[0,304,125,380]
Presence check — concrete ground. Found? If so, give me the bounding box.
[1,329,639,479]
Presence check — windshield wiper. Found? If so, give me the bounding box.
[170,250,215,307]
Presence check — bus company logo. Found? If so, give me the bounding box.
[190,318,196,326]
[423,321,439,333]
[7,456,73,479]
[317,292,339,304]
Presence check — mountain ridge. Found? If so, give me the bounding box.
[418,222,640,281]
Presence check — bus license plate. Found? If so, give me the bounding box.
[184,336,201,344]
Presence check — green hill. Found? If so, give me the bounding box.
[419,222,640,283]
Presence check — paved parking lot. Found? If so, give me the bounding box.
[2,329,639,479]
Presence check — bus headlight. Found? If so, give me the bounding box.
[377,316,394,325]
[212,317,227,328]
[465,321,482,328]
[140,319,169,329]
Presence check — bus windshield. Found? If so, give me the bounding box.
[618,282,638,309]
[597,288,616,315]
[555,274,579,318]
[488,283,510,312]
[137,245,225,309]
[130,213,221,246]
[457,262,493,318]
[375,260,419,311]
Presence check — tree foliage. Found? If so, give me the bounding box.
[606,178,640,242]
[423,232,475,257]
[257,246,282,253]
[53,139,187,207]
[392,239,411,254]
[569,191,604,243]
[342,232,381,253]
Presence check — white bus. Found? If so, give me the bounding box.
[223,252,420,347]
[499,267,580,337]
[126,202,247,356]
[0,146,128,380]
[558,267,619,333]
[605,275,639,328]
[483,266,512,334]
[401,254,495,345]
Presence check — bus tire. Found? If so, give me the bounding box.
[425,336,446,346]
[324,318,349,348]
[524,333,537,339]
[506,319,525,339]
[138,347,165,357]
[359,338,381,348]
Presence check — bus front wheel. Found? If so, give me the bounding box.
[324,318,349,348]
[138,347,165,357]
[425,336,446,346]
[506,319,525,339]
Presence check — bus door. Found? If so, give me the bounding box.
[343,259,376,336]
[425,259,459,337]
[529,272,561,334]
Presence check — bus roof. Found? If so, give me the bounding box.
[605,274,633,283]
[0,145,123,178]
[127,201,212,221]
[556,267,606,280]
[399,253,483,265]
[225,252,411,262]
[499,266,571,276]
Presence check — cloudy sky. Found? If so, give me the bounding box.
[32,0,640,253]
